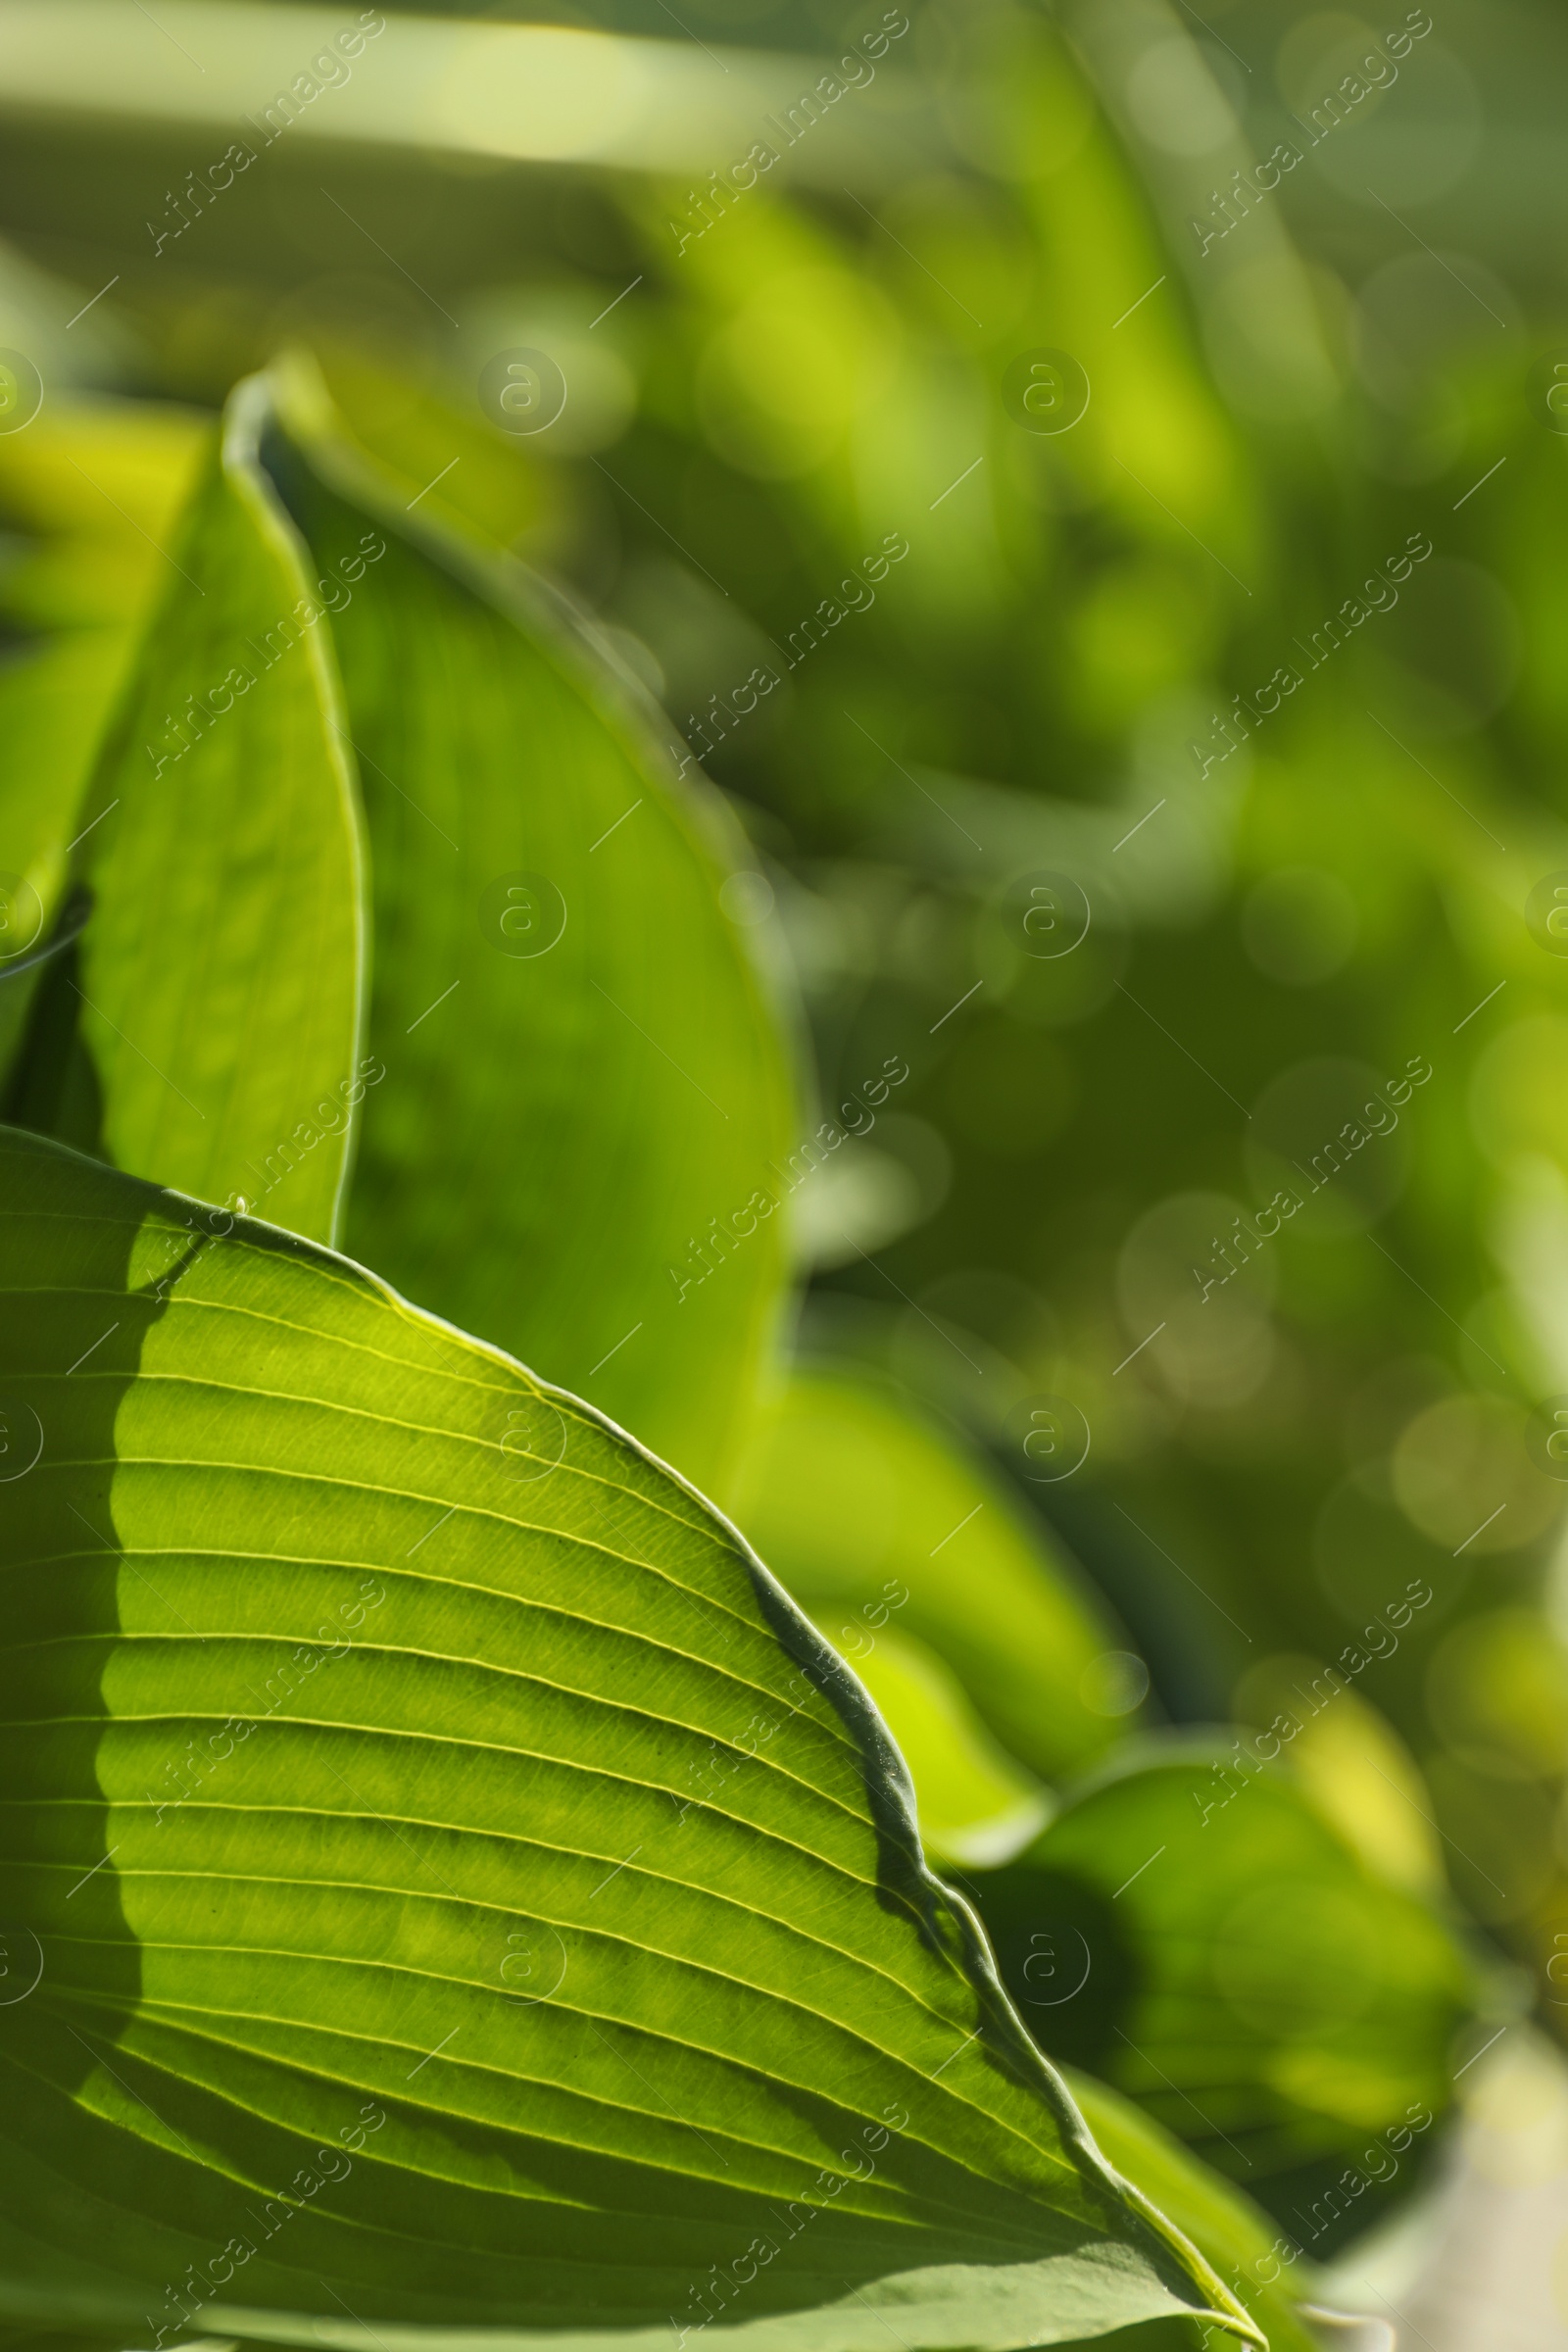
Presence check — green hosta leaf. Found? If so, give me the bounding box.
[731,1370,1132,1783]
[0,1126,1258,2352]
[1242,1671,1445,1904]
[1063,2072,1328,2352]
[807,1617,1051,1870]
[970,1748,1478,2203]
[265,358,795,1502]
[71,376,366,1244]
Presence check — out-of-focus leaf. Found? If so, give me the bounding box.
[309,348,552,558]
[813,1615,1051,1868]
[269,357,795,1499]
[0,1124,1259,2352]
[64,375,366,1242]
[0,400,207,635]
[0,635,114,1102]
[0,404,207,1094]
[970,1751,1478,2200]
[731,1368,1132,1782]
[1234,1662,1446,1902]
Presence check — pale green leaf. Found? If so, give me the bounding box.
[0,400,208,638]
[266,358,795,1500]
[72,376,367,1245]
[0,1126,1258,2352]
[1236,1665,1445,1902]
[0,635,111,1101]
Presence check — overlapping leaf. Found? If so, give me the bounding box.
[732,1369,1131,1783]
[0,1127,1256,2351]
[262,359,795,1501]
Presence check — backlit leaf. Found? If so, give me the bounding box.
[72,376,367,1245]
[732,1369,1131,1783]
[266,359,795,1499]
[0,1125,1257,2352]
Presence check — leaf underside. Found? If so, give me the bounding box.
[1063,2072,1326,2352]
[0,1128,1254,2352]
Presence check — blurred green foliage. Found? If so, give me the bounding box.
[2,0,1565,2287]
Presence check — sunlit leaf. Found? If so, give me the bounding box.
[1064,2070,1328,2352]
[0,405,207,1099]
[0,1125,1257,2352]
[267,358,795,1498]
[732,1368,1131,1782]
[69,377,367,1244]
[0,400,207,638]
